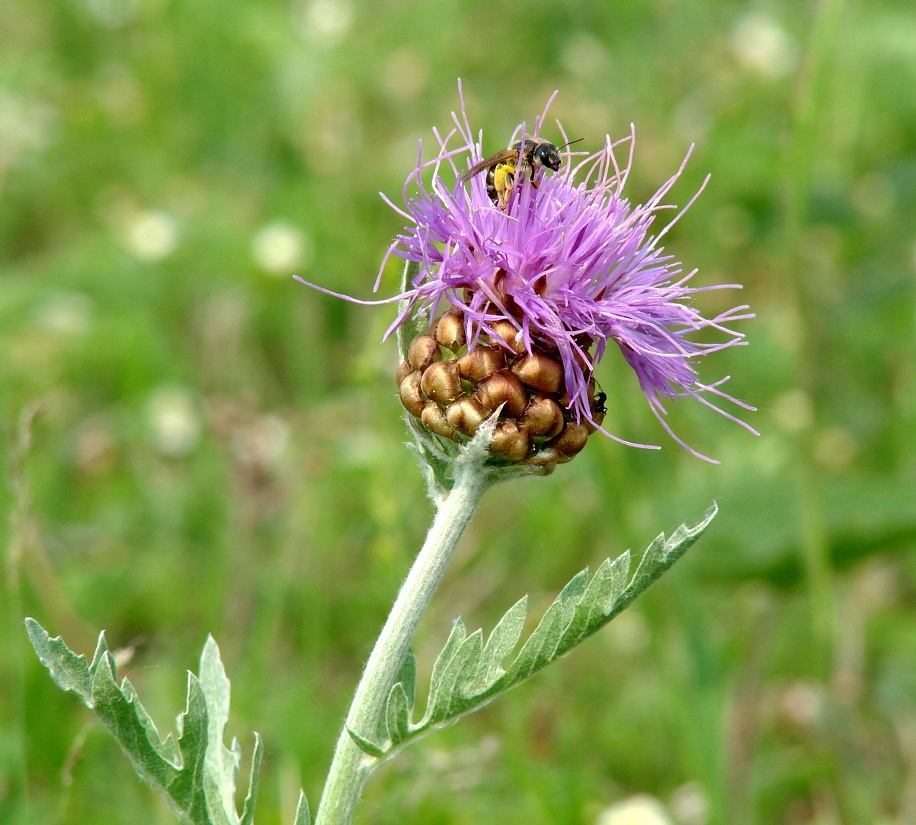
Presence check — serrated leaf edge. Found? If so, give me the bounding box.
[25,619,277,825]
[367,505,717,759]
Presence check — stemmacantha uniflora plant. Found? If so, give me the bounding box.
[27,85,757,825]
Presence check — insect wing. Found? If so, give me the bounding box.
[458,148,518,183]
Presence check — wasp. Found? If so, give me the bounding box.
[459,137,581,210]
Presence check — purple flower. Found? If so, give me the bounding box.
[302,87,756,463]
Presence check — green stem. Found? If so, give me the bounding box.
[314,446,492,825]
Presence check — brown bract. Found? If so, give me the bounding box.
[396,309,606,468]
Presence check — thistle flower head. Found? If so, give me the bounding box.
[303,86,757,464]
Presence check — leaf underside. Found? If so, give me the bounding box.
[350,504,717,759]
[25,622,303,825]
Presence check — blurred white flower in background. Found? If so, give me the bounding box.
[379,49,429,102]
[230,413,290,471]
[84,0,141,28]
[123,209,179,262]
[777,680,825,731]
[33,292,94,336]
[0,91,56,173]
[251,221,311,275]
[730,13,797,80]
[772,388,815,434]
[669,782,710,825]
[147,387,201,457]
[559,31,611,80]
[293,0,353,46]
[596,795,673,825]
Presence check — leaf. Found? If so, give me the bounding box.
[507,569,589,681]
[424,618,467,706]
[395,647,417,711]
[376,648,417,744]
[556,552,629,655]
[424,628,483,723]
[368,505,717,758]
[293,792,310,825]
[200,636,242,824]
[606,504,718,623]
[239,735,263,825]
[479,596,528,687]
[385,683,411,747]
[346,726,386,759]
[25,619,285,825]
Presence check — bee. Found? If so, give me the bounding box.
[459,137,581,210]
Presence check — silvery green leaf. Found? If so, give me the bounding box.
[26,618,97,697]
[479,596,527,687]
[507,568,589,681]
[425,618,467,703]
[385,682,411,746]
[424,628,483,722]
[405,415,455,504]
[25,619,281,825]
[293,792,310,825]
[346,725,386,759]
[239,734,263,825]
[376,506,716,757]
[395,647,417,711]
[200,636,242,824]
[556,553,628,654]
[451,630,485,703]
[605,504,717,624]
[375,648,417,743]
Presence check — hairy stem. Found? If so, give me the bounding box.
[314,447,492,825]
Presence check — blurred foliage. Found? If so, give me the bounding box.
[1,0,914,823]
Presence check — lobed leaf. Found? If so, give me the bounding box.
[507,568,588,681]
[25,619,300,825]
[424,618,467,710]
[424,628,483,723]
[479,596,527,688]
[367,505,717,759]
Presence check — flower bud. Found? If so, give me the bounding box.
[396,359,412,387]
[558,378,597,411]
[519,397,565,439]
[474,369,527,418]
[552,423,590,457]
[397,370,424,417]
[408,335,440,371]
[490,420,530,462]
[421,401,455,439]
[510,353,564,394]
[457,346,506,382]
[526,447,560,466]
[489,319,526,355]
[420,360,462,405]
[435,309,466,351]
[446,395,491,437]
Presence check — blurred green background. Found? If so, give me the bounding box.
[2,0,914,823]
